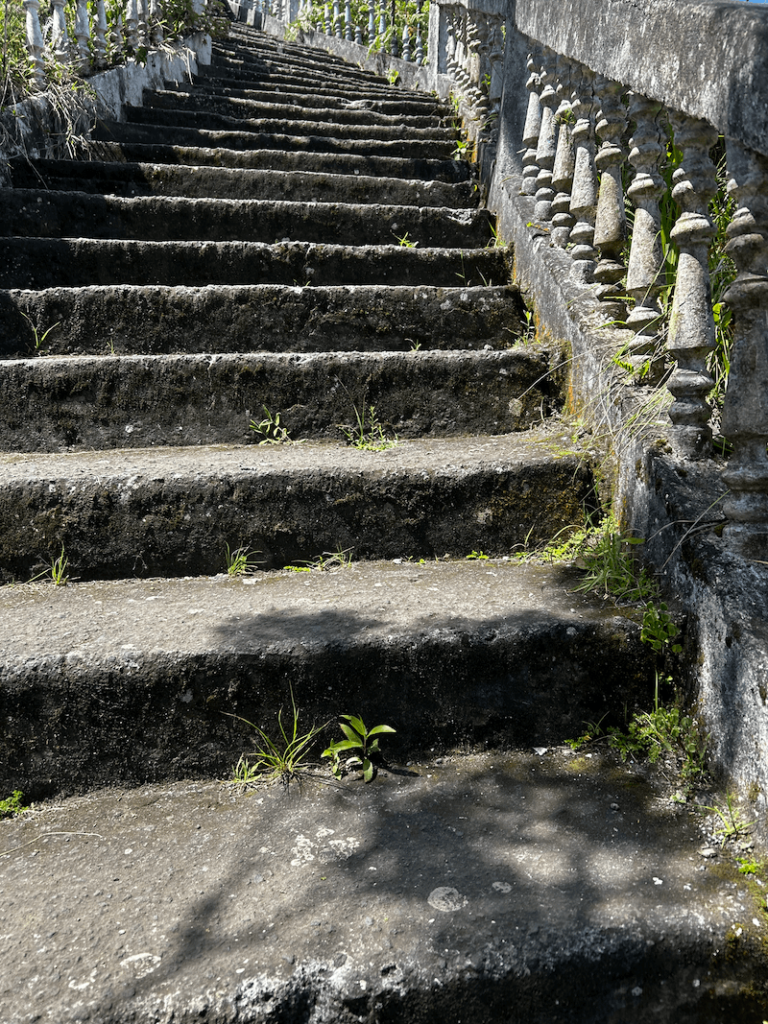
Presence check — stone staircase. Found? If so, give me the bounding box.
[1,24,764,1023]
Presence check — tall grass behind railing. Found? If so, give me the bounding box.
[3,0,226,102]
[291,0,429,64]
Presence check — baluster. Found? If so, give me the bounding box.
[137,0,148,47]
[665,114,718,459]
[75,0,91,71]
[533,47,557,224]
[50,0,69,63]
[23,0,46,90]
[378,0,386,41]
[93,0,108,66]
[354,7,362,45]
[402,22,410,62]
[550,55,575,248]
[333,0,341,37]
[149,0,163,45]
[569,64,599,282]
[720,141,768,558]
[466,15,486,122]
[389,0,398,57]
[486,16,504,125]
[625,92,667,373]
[324,4,331,34]
[126,0,139,51]
[368,0,375,44]
[414,1,423,66]
[112,12,124,58]
[593,75,628,315]
[520,47,541,198]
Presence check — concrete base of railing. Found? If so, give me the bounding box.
[0,33,212,177]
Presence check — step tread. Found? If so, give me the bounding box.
[0,744,753,1023]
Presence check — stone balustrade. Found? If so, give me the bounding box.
[22,0,208,89]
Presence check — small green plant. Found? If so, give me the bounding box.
[0,790,26,819]
[323,715,396,782]
[225,543,261,577]
[452,138,470,160]
[387,67,400,85]
[30,545,70,586]
[21,313,61,352]
[466,550,489,560]
[641,601,683,654]
[224,686,325,785]
[573,528,657,603]
[737,857,761,876]
[249,406,301,445]
[284,563,313,573]
[341,405,398,451]
[699,793,756,846]
[394,232,418,248]
[313,546,354,570]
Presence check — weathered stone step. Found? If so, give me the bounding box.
[0,284,524,358]
[0,560,649,796]
[0,191,493,248]
[0,240,508,289]
[0,431,593,583]
[84,140,471,182]
[0,753,761,1024]
[93,119,456,160]
[195,60,426,101]
[0,348,557,452]
[145,87,446,128]
[8,158,478,207]
[162,78,446,117]
[122,105,455,146]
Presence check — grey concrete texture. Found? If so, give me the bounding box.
[0,191,493,248]
[93,119,456,161]
[8,158,478,207]
[0,283,524,358]
[0,560,656,797]
[1,752,766,1023]
[514,0,768,159]
[85,140,471,182]
[0,432,593,582]
[0,348,557,451]
[0,238,509,290]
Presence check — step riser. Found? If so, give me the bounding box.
[0,598,651,798]
[0,241,509,289]
[83,141,471,181]
[0,454,592,582]
[0,350,555,451]
[0,285,524,358]
[0,192,493,248]
[94,121,456,160]
[9,160,478,207]
[196,61,421,100]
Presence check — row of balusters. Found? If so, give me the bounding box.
[22,0,199,89]
[523,43,768,555]
[291,0,427,64]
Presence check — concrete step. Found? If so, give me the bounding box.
[144,87,447,128]
[0,283,525,358]
[121,104,456,145]
[0,755,761,1023]
[0,240,509,289]
[8,158,478,207]
[161,78,447,117]
[0,560,649,795]
[0,191,493,248]
[93,119,456,161]
[0,347,558,451]
[0,430,593,582]
[195,61,429,101]
[82,140,472,182]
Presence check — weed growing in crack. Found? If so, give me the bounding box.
[0,790,26,819]
[341,405,398,451]
[224,544,261,577]
[224,686,325,787]
[323,715,396,782]
[250,406,303,445]
[30,545,70,586]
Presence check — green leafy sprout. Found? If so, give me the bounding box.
[341,405,398,452]
[0,790,26,820]
[250,406,302,445]
[225,544,261,577]
[323,715,396,782]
